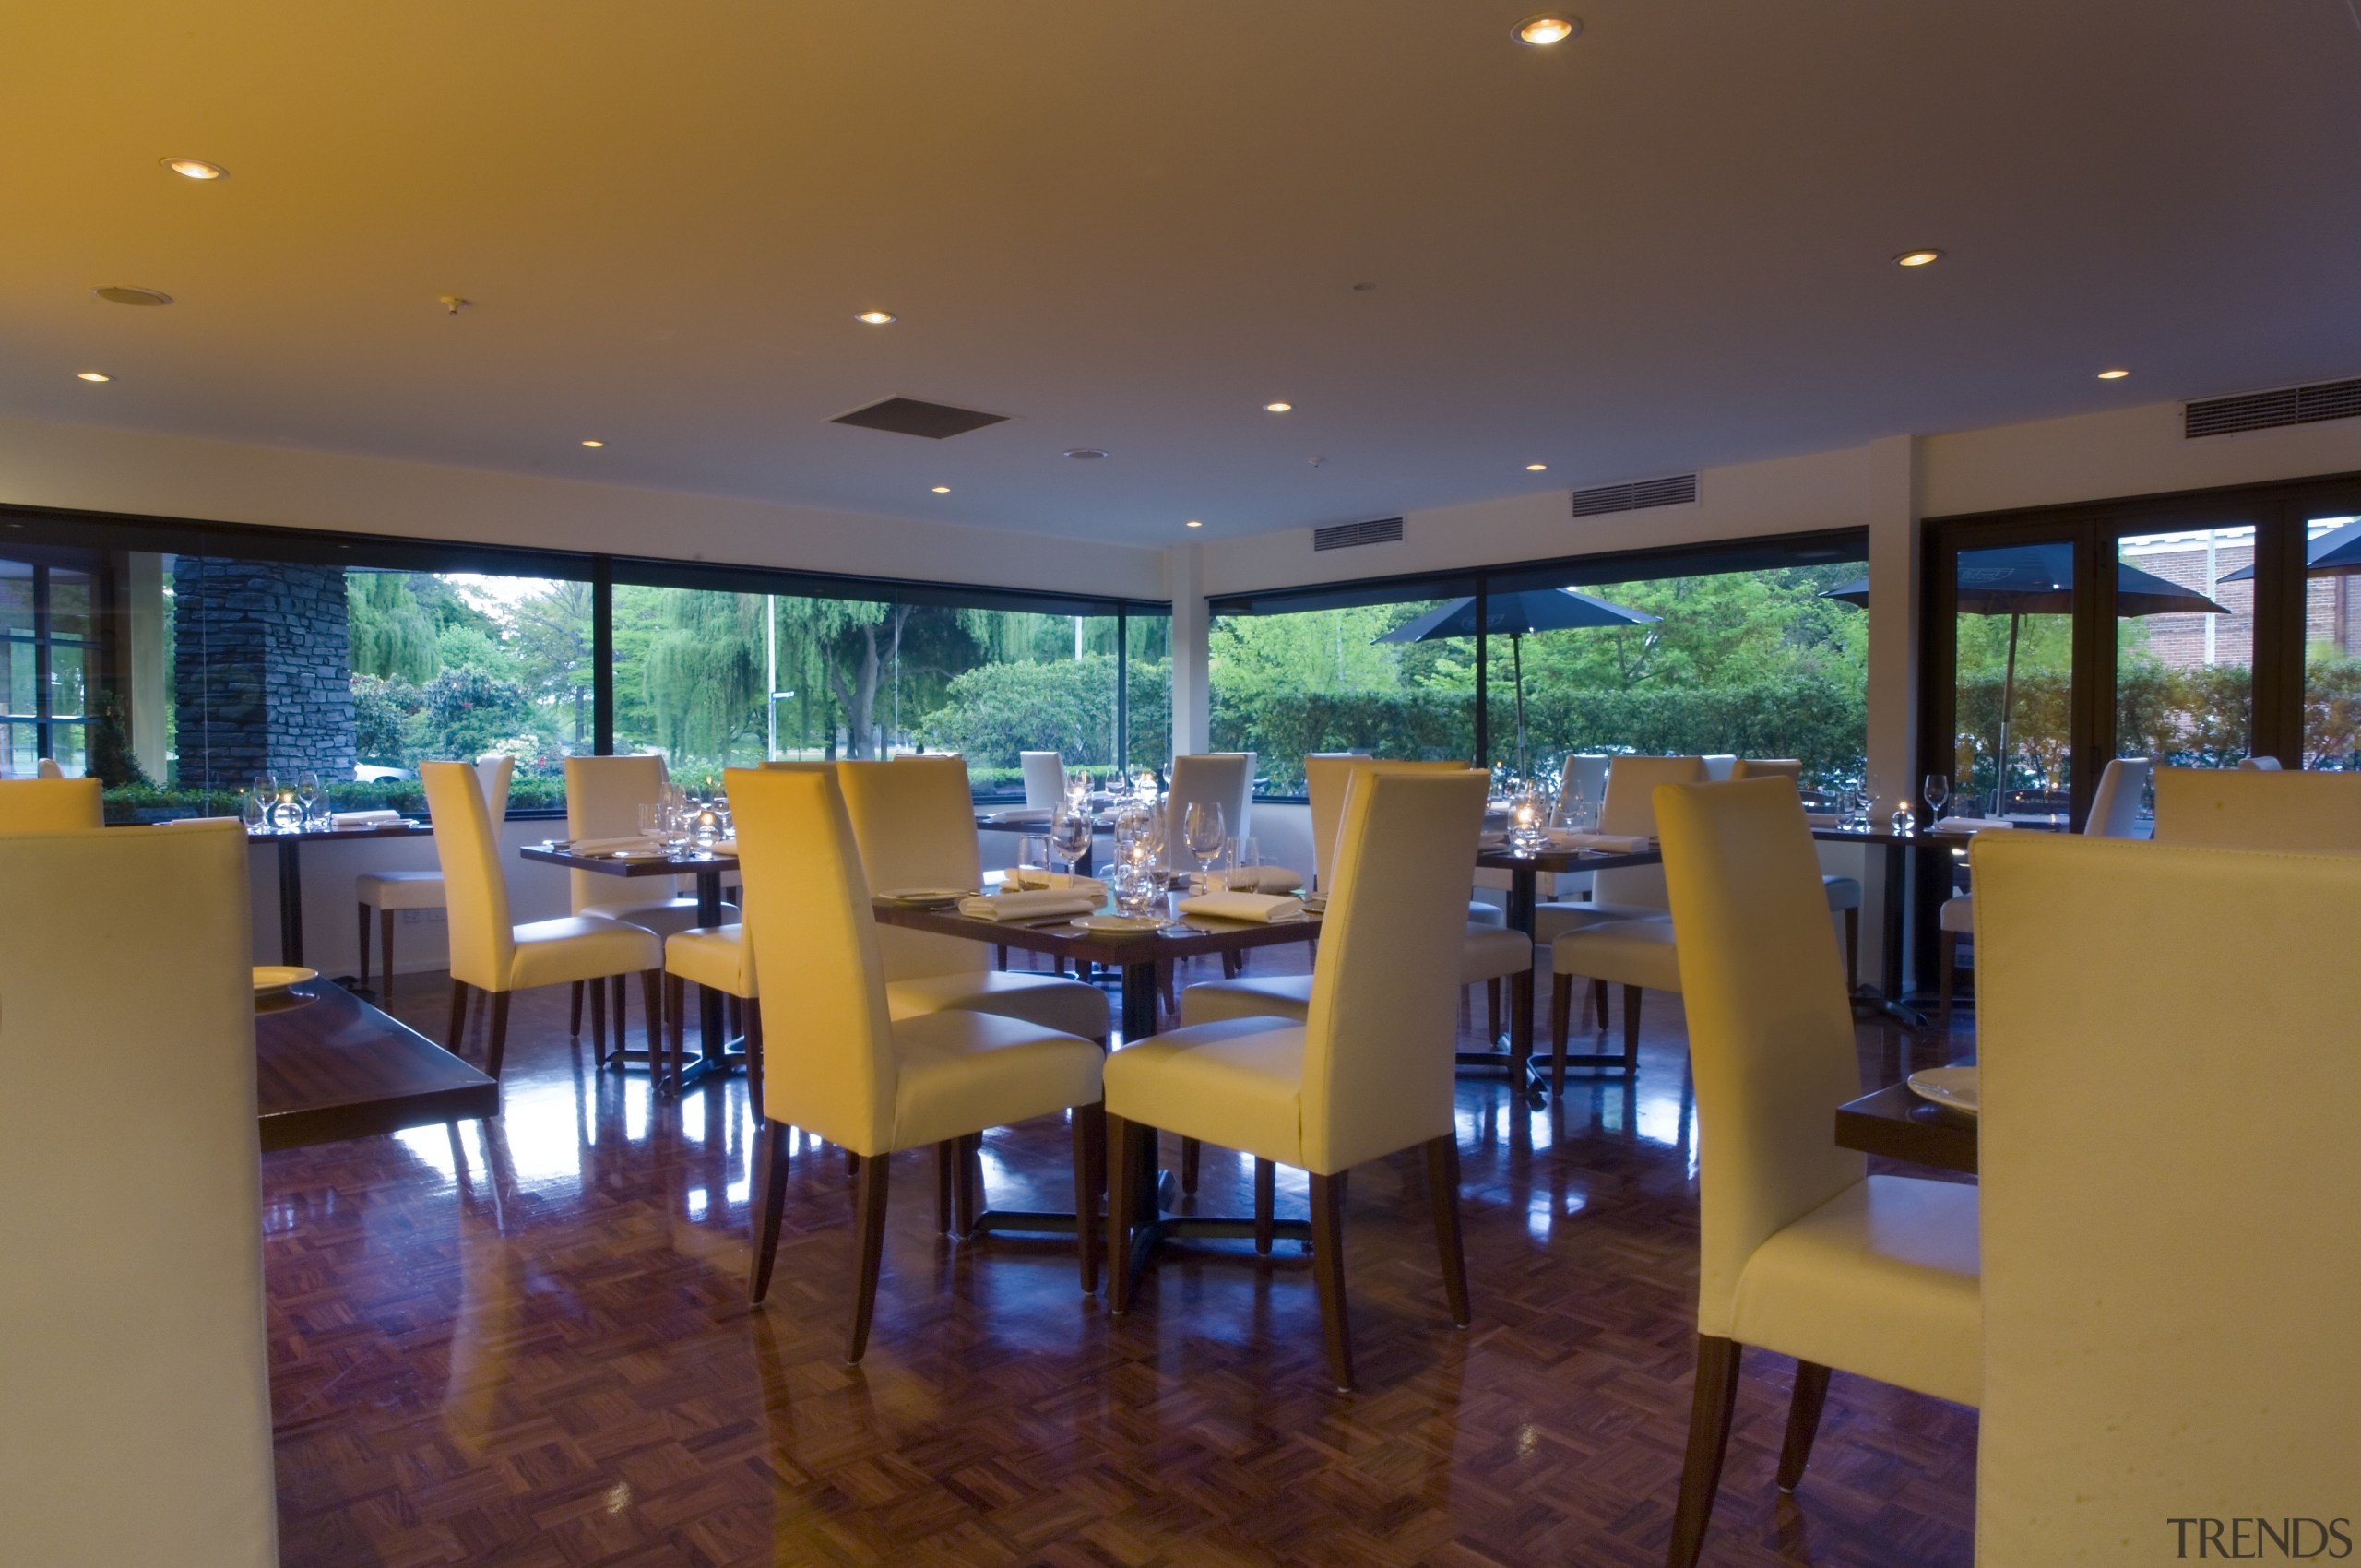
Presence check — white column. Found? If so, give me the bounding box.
[1862,434,1922,990]
[1165,542,1209,758]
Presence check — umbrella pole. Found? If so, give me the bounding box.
[1513,633,1529,772]
[1994,612,2021,814]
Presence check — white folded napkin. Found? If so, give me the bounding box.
[1548,830,1652,853]
[1178,890,1307,924]
[955,889,1102,921]
[981,806,1055,826]
[1216,865,1306,895]
[712,838,739,856]
[331,809,402,828]
[998,868,1109,896]
[1929,818,2014,835]
[567,834,664,855]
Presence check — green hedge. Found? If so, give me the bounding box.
[101,777,569,826]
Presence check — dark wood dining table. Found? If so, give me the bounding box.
[244,819,436,968]
[874,887,1325,1274]
[256,976,499,1151]
[519,841,743,1096]
[1833,1081,1977,1175]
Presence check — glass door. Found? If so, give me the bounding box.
[1948,539,2082,826]
[2109,517,2258,830]
[2300,513,2361,770]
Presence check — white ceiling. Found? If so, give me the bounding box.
[5,2,2360,545]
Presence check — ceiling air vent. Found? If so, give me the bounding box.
[2185,375,2361,439]
[1570,472,1699,517]
[1312,517,1405,552]
[830,396,1010,440]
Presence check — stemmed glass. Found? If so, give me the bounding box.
[1183,801,1226,892]
[1050,806,1094,885]
[242,785,267,832]
[295,770,322,829]
[1922,772,1952,824]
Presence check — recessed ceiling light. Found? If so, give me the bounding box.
[92,285,172,306]
[855,310,897,326]
[1064,448,1109,460]
[1186,519,1204,529]
[580,439,605,448]
[160,157,226,180]
[1525,463,1548,471]
[1514,14,1580,45]
[76,371,111,383]
[931,485,951,493]
[1893,249,1943,267]
[1264,401,1293,413]
[2097,368,2130,380]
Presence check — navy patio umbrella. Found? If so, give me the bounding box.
[2216,516,2361,582]
[1824,543,2228,810]
[1377,588,1659,766]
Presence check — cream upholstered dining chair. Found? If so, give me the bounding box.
[731,766,1106,1362]
[1019,750,1066,808]
[35,755,65,778]
[1167,751,1256,848]
[422,760,664,1080]
[2236,754,2282,769]
[1104,766,1489,1392]
[1727,757,1861,984]
[2152,764,2361,850]
[3,821,277,1568]
[564,754,713,1050]
[1971,831,2360,1563]
[1937,755,2151,1032]
[0,775,103,831]
[1540,755,1704,1075]
[1655,775,1977,1568]
[355,754,512,1006]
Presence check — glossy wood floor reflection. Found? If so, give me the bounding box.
[263,951,1975,1567]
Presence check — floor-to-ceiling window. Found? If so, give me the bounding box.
[0,550,98,778]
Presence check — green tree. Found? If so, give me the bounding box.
[347,572,440,682]
[409,666,534,761]
[645,590,765,760]
[504,580,597,750]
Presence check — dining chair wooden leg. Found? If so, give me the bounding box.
[1622,985,1643,1072]
[569,980,585,1037]
[1179,1135,1201,1194]
[664,975,686,1087]
[749,1118,793,1304]
[1106,1113,1140,1314]
[587,976,608,1067]
[1938,932,1958,1037]
[641,969,663,1068]
[956,1134,984,1235]
[1843,908,1861,992]
[1157,959,1177,1016]
[1252,1158,1275,1256]
[446,980,471,1053]
[1308,1170,1354,1393]
[484,990,514,1080]
[935,1141,955,1234]
[1591,978,1607,1032]
[357,903,373,990]
[1072,1101,1104,1293]
[1221,949,1242,979]
[743,998,764,1096]
[610,974,628,1060]
[995,943,1007,971]
[846,1149,892,1365]
[1423,1134,1471,1327]
[1486,978,1502,1046]
[1667,1334,1745,1568]
[1549,973,1573,1098]
[1776,1360,1833,1491]
[380,910,398,1008]
[1458,984,1471,1031]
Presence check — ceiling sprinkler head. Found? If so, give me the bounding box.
[439,294,472,315]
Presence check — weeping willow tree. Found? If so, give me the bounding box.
[348,571,441,682]
[645,590,765,760]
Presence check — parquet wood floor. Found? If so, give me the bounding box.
[263,950,1976,1568]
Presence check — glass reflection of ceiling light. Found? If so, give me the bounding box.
[2097,368,2130,380]
[1514,14,1579,45]
[77,371,111,383]
[1264,401,1292,412]
[580,439,604,447]
[855,310,896,326]
[1893,249,1943,267]
[161,157,226,180]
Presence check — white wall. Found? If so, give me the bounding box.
[0,414,1167,601]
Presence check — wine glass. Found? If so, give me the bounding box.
[295,770,321,828]
[1050,808,1094,885]
[1015,833,1050,889]
[1922,772,1952,824]
[1182,801,1226,892]
[241,786,267,831]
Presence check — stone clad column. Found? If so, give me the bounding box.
[172,558,357,790]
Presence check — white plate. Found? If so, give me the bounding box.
[253,965,318,996]
[1301,894,1329,913]
[1905,1066,1980,1117]
[1072,914,1169,934]
[879,887,970,906]
[610,849,671,861]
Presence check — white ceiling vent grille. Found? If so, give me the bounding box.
[1312,517,1405,552]
[2185,376,2361,439]
[1570,473,1699,517]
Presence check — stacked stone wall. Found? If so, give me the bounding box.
[172,558,357,788]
